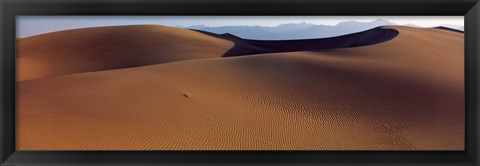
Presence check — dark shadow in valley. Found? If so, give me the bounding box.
[193,27,399,57]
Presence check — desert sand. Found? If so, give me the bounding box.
[16,25,234,81]
[16,25,464,150]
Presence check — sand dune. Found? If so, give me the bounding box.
[16,25,234,81]
[16,26,464,150]
[17,25,397,81]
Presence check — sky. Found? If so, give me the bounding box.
[17,16,464,38]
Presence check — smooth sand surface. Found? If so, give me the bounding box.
[16,26,464,150]
[16,25,234,81]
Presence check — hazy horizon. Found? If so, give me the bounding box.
[17,16,463,38]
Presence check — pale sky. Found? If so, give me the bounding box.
[17,16,464,38]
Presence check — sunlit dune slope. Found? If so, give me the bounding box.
[16,25,234,81]
[17,26,464,150]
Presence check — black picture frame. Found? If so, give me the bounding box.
[1,0,479,165]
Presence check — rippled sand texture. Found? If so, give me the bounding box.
[16,25,464,150]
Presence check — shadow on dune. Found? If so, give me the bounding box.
[434,26,464,33]
[193,27,399,57]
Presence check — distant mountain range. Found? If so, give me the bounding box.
[180,19,464,40]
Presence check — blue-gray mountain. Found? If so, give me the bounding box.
[183,19,463,40]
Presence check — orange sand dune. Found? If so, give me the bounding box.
[16,25,234,81]
[16,26,464,150]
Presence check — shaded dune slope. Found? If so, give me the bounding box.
[434,26,464,33]
[16,25,234,81]
[17,26,464,150]
[194,27,399,56]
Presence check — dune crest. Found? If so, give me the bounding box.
[194,27,399,56]
[17,25,399,81]
[16,25,234,81]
